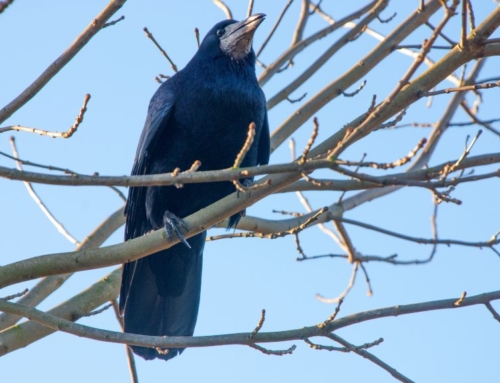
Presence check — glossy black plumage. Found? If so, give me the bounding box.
[119,15,269,361]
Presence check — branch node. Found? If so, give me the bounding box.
[318,298,344,329]
[249,309,266,339]
[454,291,467,306]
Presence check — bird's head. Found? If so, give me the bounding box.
[199,14,265,61]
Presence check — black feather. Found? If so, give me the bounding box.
[119,15,269,361]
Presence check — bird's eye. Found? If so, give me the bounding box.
[216,29,225,38]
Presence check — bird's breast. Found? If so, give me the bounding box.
[173,81,264,157]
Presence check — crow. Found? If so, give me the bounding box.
[119,14,269,361]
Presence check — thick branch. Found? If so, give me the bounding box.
[267,0,388,109]
[0,0,126,124]
[270,0,444,150]
[0,153,498,188]
[0,170,301,289]
[0,289,498,352]
[0,206,125,330]
[0,268,121,356]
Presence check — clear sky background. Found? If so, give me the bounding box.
[1,1,499,382]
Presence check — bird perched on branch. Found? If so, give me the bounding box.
[119,14,269,361]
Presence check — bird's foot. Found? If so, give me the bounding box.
[236,179,254,197]
[163,211,191,249]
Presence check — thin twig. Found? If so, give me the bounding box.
[232,123,259,192]
[359,263,373,297]
[0,0,125,124]
[461,0,467,49]
[112,301,139,383]
[143,27,178,72]
[308,0,323,14]
[423,80,500,96]
[84,303,113,317]
[338,152,366,203]
[476,76,500,85]
[233,123,256,168]
[467,0,475,30]
[0,146,126,201]
[425,21,456,45]
[256,0,294,58]
[246,0,254,18]
[294,233,307,259]
[0,94,91,138]
[395,44,453,50]
[9,137,80,245]
[102,15,125,28]
[484,302,500,323]
[249,343,297,356]
[454,291,467,306]
[286,93,307,104]
[317,262,359,304]
[333,221,357,264]
[299,117,319,164]
[194,28,200,48]
[249,309,266,339]
[260,0,379,87]
[273,209,303,218]
[267,0,388,111]
[328,333,415,383]
[305,336,383,352]
[440,129,482,178]
[0,288,28,301]
[318,299,344,329]
[326,1,460,160]
[335,216,499,250]
[343,80,367,97]
[426,202,439,263]
[291,137,351,251]
[337,138,427,169]
[377,11,396,23]
[291,0,310,47]
[213,0,232,19]
[460,101,500,137]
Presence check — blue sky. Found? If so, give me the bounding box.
[1,1,499,382]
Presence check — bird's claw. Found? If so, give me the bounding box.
[163,211,191,249]
[237,179,254,197]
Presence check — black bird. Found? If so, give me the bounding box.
[119,14,269,361]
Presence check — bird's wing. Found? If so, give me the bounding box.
[257,111,270,166]
[121,82,176,314]
[124,81,176,240]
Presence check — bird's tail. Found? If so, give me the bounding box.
[119,232,205,361]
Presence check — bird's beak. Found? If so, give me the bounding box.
[220,13,266,59]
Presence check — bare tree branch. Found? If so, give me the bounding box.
[0,289,498,354]
[0,94,91,138]
[0,0,126,124]
[9,137,80,245]
[213,0,232,19]
[0,152,497,188]
[0,206,124,330]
